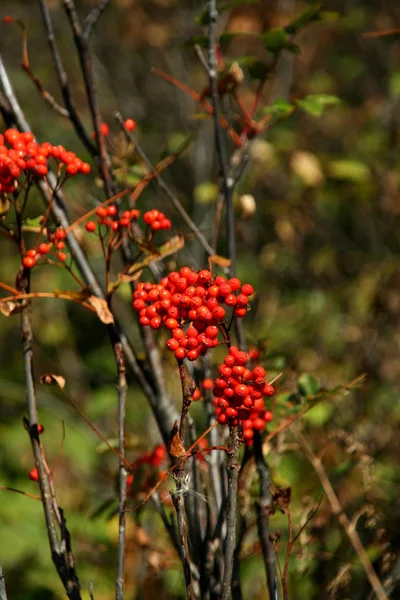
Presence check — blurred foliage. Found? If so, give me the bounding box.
[1,0,400,598]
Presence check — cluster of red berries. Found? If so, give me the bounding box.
[132,268,254,361]
[23,228,69,269]
[85,206,171,234]
[126,444,167,491]
[0,129,90,195]
[143,209,172,232]
[211,346,274,445]
[85,205,140,233]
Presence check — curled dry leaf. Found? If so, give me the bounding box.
[127,235,184,276]
[0,300,23,317]
[209,254,231,269]
[169,421,186,458]
[88,295,114,324]
[40,374,66,389]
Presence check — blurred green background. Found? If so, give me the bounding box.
[1,0,400,598]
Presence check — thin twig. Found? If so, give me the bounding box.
[253,431,281,600]
[111,340,128,600]
[17,265,81,599]
[63,0,115,198]
[221,425,242,600]
[0,563,8,600]
[293,426,388,600]
[115,113,214,257]
[37,0,96,155]
[83,0,110,40]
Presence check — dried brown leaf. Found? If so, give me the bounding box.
[40,374,66,389]
[88,296,114,324]
[127,235,184,276]
[209,254,231,268]
[169,421,186,458]
[0,300,23,317]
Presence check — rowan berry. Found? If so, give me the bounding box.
[85,221,96,232]
[23,256,35,269]
[124,118,136,131]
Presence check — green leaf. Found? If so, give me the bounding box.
[296,93,341,117]
[263,28,288,53]
[389,71,400,98]
[182,34,209,48]
[195,0,260,26]
[327,159,371,182]
[285,4,322,35]
[263,98,294,118]
[235,56,270,80]
[298,373,320,397]
[305,401,334,426]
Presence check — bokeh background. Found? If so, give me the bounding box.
[1,0,400,598]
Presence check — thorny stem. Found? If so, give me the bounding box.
[293,426,388,600]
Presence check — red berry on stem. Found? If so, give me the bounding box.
[85,221,97,232]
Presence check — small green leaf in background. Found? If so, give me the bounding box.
[327,159,371,182]
[263,28,290,53]
[194,182,219,204]
[235,56,270,80]
[389,71,400,98]
[285,4,322,35]
[305,401,334,426]
[296,94,341,117]
[298,372,320,397]
[264,98,294,118]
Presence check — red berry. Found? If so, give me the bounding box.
[263,384,275,396]
[85,221,97,232]
[37,424,45,434]
[29,468,39,481]
[241,284,254,296]
[57,252,67,262]
[124,118,136,131]
[23,256,35,269]
[174,347,186,360]
[264,411,273,422]
[38,243,50,254]
[202,378,213,390]
[106,205,117,216]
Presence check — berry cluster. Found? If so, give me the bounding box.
[126,444,167,492]
[85,206,171,234]
[23,228,68,268]
[143,209,172,232]
[212,346,274,445]
[132,268,254,361]
[0,129,90,195]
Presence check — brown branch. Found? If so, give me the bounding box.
[293,426,388,600]
[115,113,215,257]
[37,0,96,155]
[253,431,281,600]
[0,563,8,600]
[82,0,110,40]
[17,265,81,599]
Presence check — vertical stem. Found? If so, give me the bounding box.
[0,563,8,600]
[221,425,241,600]
[253,432,281,600]
[208,1,236,275]
[17,267,82,600]
[111,341,128,600]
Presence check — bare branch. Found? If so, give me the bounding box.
[115,112,215,258]
[293,426,388,600]
[253,432,281,600]
[83,0,110,40]
[0,563,8,600]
